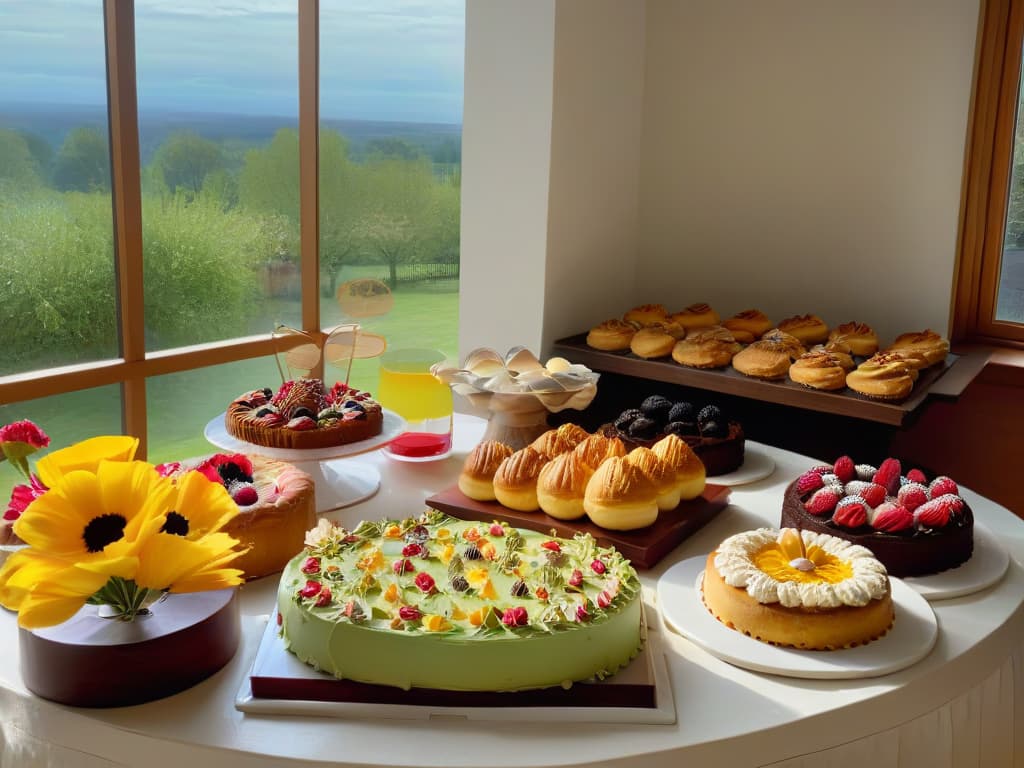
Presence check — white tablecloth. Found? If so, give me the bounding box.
[0,414,1020,768]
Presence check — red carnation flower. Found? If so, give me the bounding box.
[4,474,47,522]
[0,420,50,450]
[154,461,181,478]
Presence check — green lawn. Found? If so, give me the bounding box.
[0,270,458,501]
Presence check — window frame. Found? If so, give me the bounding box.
[954,0,1024,347]
[0,0,328,458]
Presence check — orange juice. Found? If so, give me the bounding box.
[378,349,454,458]
[377,368,452,421]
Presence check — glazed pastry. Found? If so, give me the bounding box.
[760,328,807,357]
[671,326,741,369]
[586,318,638,351]
[536,451,593,521]
[531,423,590,458]
[493,446,548,512]
[669,303,720,330]
[630,323,681,359]
[731,333,803,380]
[583,456,659,531]
[846,353,915,401]
[877,349,926,379]
[722,309,773,344]
[789,351,848,391]
[573,433,627,469]
[626,447,680,511]
[886,329,950,366]
[623,303,670,326]
[651,433,707,501]
[828,321,879,357]
[458,440,514,501]
[811,340,855,371]
[776,314,830,345]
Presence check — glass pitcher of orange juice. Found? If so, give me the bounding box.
[377,348,454,460]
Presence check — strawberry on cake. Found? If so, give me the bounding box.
[780,455,973,577]
[225,378,383,450]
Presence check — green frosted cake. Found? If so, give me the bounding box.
[277,510,643,692]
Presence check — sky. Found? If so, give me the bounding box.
[0,0,465,124]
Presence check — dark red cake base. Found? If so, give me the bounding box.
[780,480,974,578]
[19,588,240,708]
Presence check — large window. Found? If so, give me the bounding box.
[0,1,463,498]
[955,0,1024,346]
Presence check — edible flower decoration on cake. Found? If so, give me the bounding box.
[289,510,640,639]
[0,427,247,628]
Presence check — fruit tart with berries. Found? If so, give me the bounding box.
[158,453,316,580]
[602,395,745,476]
[780,455,973,577]
[225,377,383,450]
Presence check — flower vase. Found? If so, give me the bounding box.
[19,588,239,708]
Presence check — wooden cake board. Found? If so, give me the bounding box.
[424,484,731,569]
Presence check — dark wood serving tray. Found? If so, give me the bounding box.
[551,334,989,426]
[424,484,730,570]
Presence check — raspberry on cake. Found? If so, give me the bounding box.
[159,453,316,580]
[702,527,894,650]
[225,377,383,450]
[780,455,974,577]
[277,511,644,692]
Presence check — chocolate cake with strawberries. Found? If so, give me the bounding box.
[779,455,973,577]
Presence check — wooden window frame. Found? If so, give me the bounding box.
[0,0,324,459]
[954,0,1024,347]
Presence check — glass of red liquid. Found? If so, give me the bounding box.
[377,348,454,461]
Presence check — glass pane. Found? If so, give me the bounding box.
[135,1,300,352]
[319,1,464,395]
[0,2,118,376]
[998,59,1024,324]
[0,386,123,531]
[147,357,285,465]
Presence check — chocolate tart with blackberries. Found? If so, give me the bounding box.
[602,396,745,476]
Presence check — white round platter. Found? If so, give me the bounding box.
[706,442,776,486]
[902,522,1010,601]
[656,555,937,679]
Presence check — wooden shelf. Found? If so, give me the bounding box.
[551,334,990,427]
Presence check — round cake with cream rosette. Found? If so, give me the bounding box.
[701,528,894,651]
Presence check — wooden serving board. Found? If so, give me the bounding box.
[424,484,730,570]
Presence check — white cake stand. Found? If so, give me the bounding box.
[204,411,406,514]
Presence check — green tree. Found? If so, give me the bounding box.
[17,131,53,178]
[239,127,363,296]
[51,126,110,192]
[355,156,435,289]
[153,131,226,197]
[365,137,422,161]
[0,129,41,188]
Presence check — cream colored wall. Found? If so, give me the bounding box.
[638,0,980,344]
[463,1,981,357]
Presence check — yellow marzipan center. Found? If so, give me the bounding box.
[752,545,853,584]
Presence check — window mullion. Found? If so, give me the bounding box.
[104,0,149,454]
[298,0,324,380]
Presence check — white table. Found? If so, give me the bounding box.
[0,414,1021,768]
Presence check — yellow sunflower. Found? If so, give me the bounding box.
[12,460,171,575]
[160,470,241,540]
[0,549,112,629]
[35,435,139,488]
[134,531,246,594]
